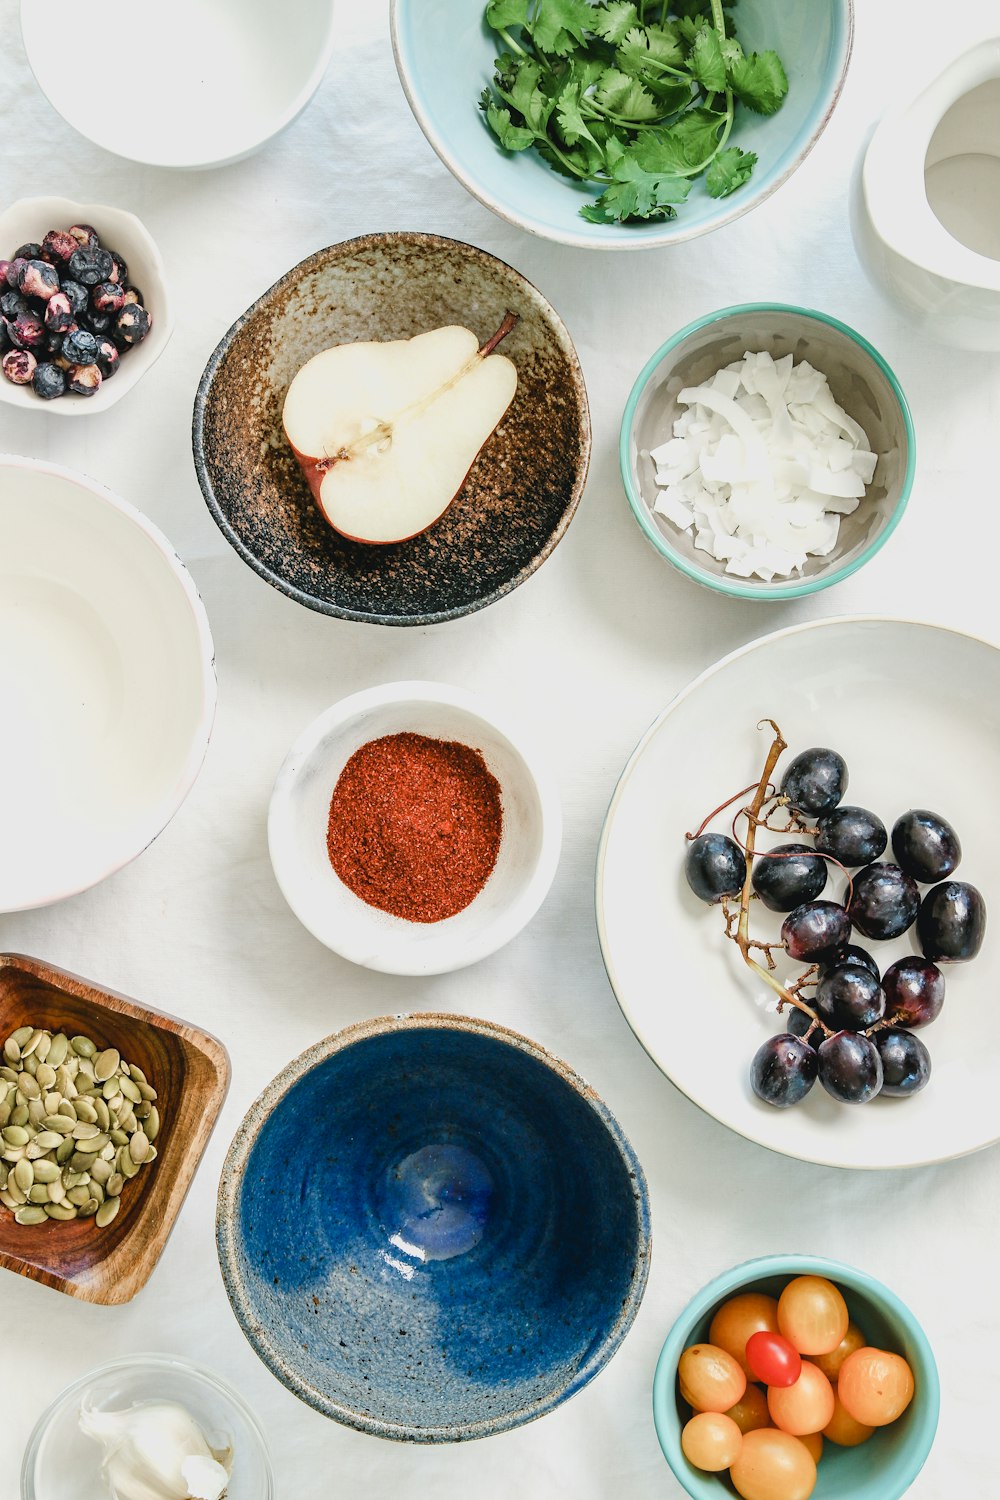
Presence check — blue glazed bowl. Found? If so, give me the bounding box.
[390,0,854,250]
[653,1255,940,1499]
[217,1014,650,1442]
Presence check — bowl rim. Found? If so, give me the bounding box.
[266,678,563,974]
[651,1253,941,1500]
[0,196,173,416]
[618,301,916,599]
[216,1010,652,1442]
[20,1351,275,1500]
[389,0,855,251]
[19,0,337,169]
[595,612,1000,1170]
[191,229,592,626]
[0,454,217,911]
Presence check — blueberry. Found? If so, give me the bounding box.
[6,258,28,290]
[94,336,119,378]
[12,242,44,263]
[42,229,79,265]
[67,224,100,249]
[123,285,144,306]
[8,311,46,350]
[44,291,74,333]
[107,251,128,285]
[83,309,113,335]
[892,810,961,884]
[113,302,151,347]
[67,363,102,396]
[20,260,61,302]
[92,281,125,314]
[62,328,99,365]
[61,280,89,317]
[780,748,848,817]
[0,290,29,319]
[31,362,67,400]
[2,348,37,384]
[847,862,920,941]
[815,806,887,868]
[67,247,114,287]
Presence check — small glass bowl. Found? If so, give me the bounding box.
[20,1353,274,1500]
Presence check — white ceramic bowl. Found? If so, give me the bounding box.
[0,197,172,416]
[597,617,1000,1171]
[21,0,336,169]
[268,682,562,975]
[0,457,216,911]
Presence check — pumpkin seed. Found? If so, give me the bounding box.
[0,1103,10,1129]
[27,1184,49,1204]
[72,1121,100,1141]
[74,1099,99,1124]
[78,1198,99,1217]
[146,1108,160,1143]
[11,1026,33,1048]
[7,1178,26,1205]
[128,1131,149,1164]
[45,1202,77,1221]
[2,1039,19,1065]
[17,1073,40,1100]
[105,1172,124,1198]
[71,1036,96,1057]
[76,1133,109,1156]
[67,1186,92,1207]
[95,1197,120,1228]
[0,1190,17,1210]
[47,1178,67,1204]
[119,1150,140,1180]
[13,1159,33,1193]
[138,1083,157,1102]
[14,1206,46,1225]
[46,1034,69,1068]
[20,1030,45,1059]
[94,1098,111,1132]
[55,1139,75,1164]
[94,1049,120,1083]
[2,1126,29,1146]
[35,1063,56,1090]
[32,1160,60,1184]
[118,1076,141,1104]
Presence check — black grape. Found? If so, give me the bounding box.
[815,806,887,867]
[817,1031,883,1103]
[875,1029,932,1097]
[847,863,920,941]
[750,1034,819,1108]
[752,844,827,912]
[892,810,960,884]
[685,833,747,904]
[917,880,986,962]
[780,747,848,817]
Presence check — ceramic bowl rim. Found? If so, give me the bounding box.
[19,0,337,169]
[20,1351,275,1499]
[389,0,855,251]
[266,679,563,974]
[0,196,173,416]
[595,612,1000,1170]
[191,229,592,627]
[0,454,217,911]
[651,1253,940,1500]
[216,1011,652,1442]
[618,302,916,599]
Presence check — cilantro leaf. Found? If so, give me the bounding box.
[580,151,692,223]
[484,0,530,28]
[727,49,788,114]
[616,23,685,76]
[591,2,640,45]
[483,98,536,151]
[595,67,661,122]
[555,82,598,146]
[705,145,757,196]
[689,23,726,93]
[527,0,594,56]
[494,56,555,134]
[631,106,725,174]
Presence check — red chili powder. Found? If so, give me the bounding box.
[327,732,504,923]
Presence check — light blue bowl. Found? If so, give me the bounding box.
[390,0,854,250]
[653,1255,940,1499]
[620,303,915,599]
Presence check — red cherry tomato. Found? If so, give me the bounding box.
[745,1331,802,1388]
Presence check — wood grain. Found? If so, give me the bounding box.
[0,953,230,1305]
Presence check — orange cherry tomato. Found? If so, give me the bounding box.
[824,1390,875,1447]
[838,1347,915,1426]
[767,1361,835,1437]
[681,1411,744,1472]
[777,1276,849,1356]
[678,1344,747,1414]
[812,1321,867,1381]
[710,1293,781,1377]
[727,1384,772,1435]
[730,1427,817,1500]
[746,1331,802,1388]
[796,1431,823,1464]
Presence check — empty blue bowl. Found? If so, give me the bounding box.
[391,0,854,249]
[217,1014,650,1441]
[653,1255,940,1499]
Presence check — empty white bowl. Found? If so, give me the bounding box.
[268,682,562,975]
[0,457,216,911]
[21,0,336,169]
[0,197,172,416]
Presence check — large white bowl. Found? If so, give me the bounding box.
[269,682,562,975]
[21,0,336,170]
[0,197,172,417]
[0,458,216,911]
[597,617,1000,1170]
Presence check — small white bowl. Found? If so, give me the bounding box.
[0,457,216,911]
[21,0,336,170]
[0,197,172,416]
[268,682,562,975]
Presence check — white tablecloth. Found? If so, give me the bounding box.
[1,3,998,1495]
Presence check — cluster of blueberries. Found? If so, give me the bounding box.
[685,745,987,1110]
[0,225,151,400]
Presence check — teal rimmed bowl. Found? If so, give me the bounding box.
[620,304,915,599]
[390,1,854,251]
[653,1254,939,1499]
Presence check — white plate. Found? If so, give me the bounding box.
[597,617,1000,1170]
[0,457,217,911]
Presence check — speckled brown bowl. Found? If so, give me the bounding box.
[192,233,591,626]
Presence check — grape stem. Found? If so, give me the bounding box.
[731,721,830,1031]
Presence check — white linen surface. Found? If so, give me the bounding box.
[1,2,998,1495]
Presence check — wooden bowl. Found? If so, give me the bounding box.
[0,954,229,1304]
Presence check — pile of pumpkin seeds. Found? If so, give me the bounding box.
[0,1027,161,1229]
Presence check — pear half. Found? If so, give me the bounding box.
[282,316,518,544]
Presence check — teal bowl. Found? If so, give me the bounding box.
[653,1255,940,1500]
[620,303,915,599]
[390,1,853,250]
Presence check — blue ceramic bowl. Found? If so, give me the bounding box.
[217,1014,650,1442]
[390,0,854,250]
[653,1255,940,1499]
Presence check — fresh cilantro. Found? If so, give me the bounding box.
[478,0,789,224]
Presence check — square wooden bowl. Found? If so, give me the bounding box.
[0,953,229,1304]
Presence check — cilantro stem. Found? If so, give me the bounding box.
[497,26,528,59]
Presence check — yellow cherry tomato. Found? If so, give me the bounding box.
[777,1276,849,1356]
[730,1427,817,1500]
[812,1320,867,1381]
[678,1343,747,1413]
[767,1361,835,1437]
[823,1390,875,1447]
[796,1431,824,1464]
[710,1293,781,1377]
[681,1411,744,1471]
[838,1347,915,1426]
[727,1384,772,1435]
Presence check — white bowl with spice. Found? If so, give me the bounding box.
[267,681,563,976]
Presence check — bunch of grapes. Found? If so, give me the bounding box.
[684,722,987,1109]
